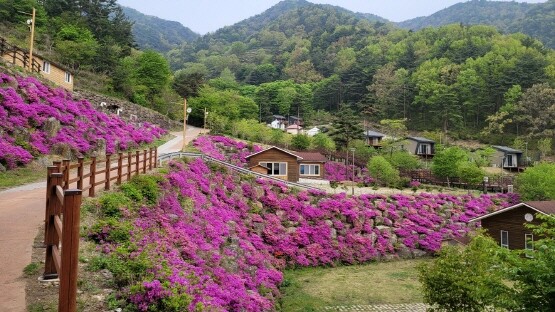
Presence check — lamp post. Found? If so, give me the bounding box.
[182,98,191,151]
[483,176,488,194]
[20,8,36,70]
[204,108,208,130]
[350,148,356,196]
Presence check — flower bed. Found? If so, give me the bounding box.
[91,157,517,311]
[0,72,166,168]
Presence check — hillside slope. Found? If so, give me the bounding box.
[122,6,200,52]
[398,0,555,48]
[0,66,166,169]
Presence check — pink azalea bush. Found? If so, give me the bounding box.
[0,72,166,168]
[193,135,262,166]
[91,156,518,311]
[324,161,374,184]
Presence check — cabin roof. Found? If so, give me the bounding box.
[469,201,555,222]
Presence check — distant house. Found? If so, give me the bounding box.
[288,116,303,126]
[406,137,435,158]
[364,130,385,148]
[245,147,327,182]
[269,115,286,130]
[306,127,320,137]
[492,145,524,170]
[0,37,74,91]
[286,124,303,135]
[469,201,555,251]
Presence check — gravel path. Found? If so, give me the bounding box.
[323,304,428,311]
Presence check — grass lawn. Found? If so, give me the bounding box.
[279,259,428,311]
[0,165,46,191]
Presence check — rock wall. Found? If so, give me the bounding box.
[74,90,182,130]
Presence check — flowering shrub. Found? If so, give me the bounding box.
[0,72,166,168]
[193,135,262,166]
[91,156,518,311]
[324,161,374,184]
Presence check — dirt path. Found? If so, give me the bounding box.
[0,126,203,312]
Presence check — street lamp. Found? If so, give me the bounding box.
[19,8,36,70]
[182,98,191,151]
[204,108,208,130]
[483,176,489,194]
[350,148,356,196]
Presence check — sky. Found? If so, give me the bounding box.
[117,0,547,35]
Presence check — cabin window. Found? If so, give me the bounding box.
[418,144,430,155]
[300,164,320,176]
[525,234,534,257]
[505,154,516,167]
[500,230,509,248]
[259,162,287,176]
[64,71,71,83]
[42,61,50,74]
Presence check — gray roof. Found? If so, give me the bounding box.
[365,130,385,138]
[492,145,523,154]
[407,136,435,143]
[273,115,286,119]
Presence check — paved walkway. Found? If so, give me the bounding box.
[323,304,428,311]
[0,126,202,312]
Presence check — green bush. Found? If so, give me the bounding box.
[98,193,131,218]
[516,162,555,200]
[385,151,421,170]
[367,156,399,187]
[120,183,143,202]
[419,235,517,311]
[432,146,468,179]
[291,134,311,150]
[457,162,485,185]
[129,174,164,204]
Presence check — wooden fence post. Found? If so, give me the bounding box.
[58,189,82,312]
[143,150,147,174]
[117,152,123,185]
[135,151,140,176]
[148,148,153,171]
[89,157,96,197]
[44,172,62,279]
[105,154,111,191]
[77,157,84,190]
[127,151,132,181]
[154,148,158,168]
[62,159,70,190]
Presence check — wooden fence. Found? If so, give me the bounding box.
[43,147,157,312]
[400,169,516,193]
[0,37,41,72]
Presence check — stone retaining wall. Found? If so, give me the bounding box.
[74,90,182,130]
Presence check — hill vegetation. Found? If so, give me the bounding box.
[398,0,555,49]
[122,6,199,53]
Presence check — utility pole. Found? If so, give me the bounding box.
[182,98,188,151]
[22,7,36,71]
[204,107,208,130]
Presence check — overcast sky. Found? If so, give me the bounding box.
[117,0,547,34]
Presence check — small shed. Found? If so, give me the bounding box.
[249,164,270,175]
[406,136,435,158]
[469,201,555,250]
[492,145,524,170]
[365,130,385,148]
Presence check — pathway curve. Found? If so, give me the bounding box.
[323,304,428,311]
[0,125,204,312]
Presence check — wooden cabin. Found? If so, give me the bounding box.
[245,147,326,182]
[364,130,385,148]
[469,201,555,251]
[406,136,435,158]
[492,145,524,170]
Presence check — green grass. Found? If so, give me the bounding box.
[279,259,428,311]
[23,262,41,276]
[0,166,46,190]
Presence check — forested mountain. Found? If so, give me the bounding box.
[122,6,199,52]
[398,0,555,49]
[164,0,555,144]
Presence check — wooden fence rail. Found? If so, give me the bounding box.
[43,147,157,312]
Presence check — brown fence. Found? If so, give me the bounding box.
[0,37,41,72]
[400,169,516,192]
[43,147,157,312]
